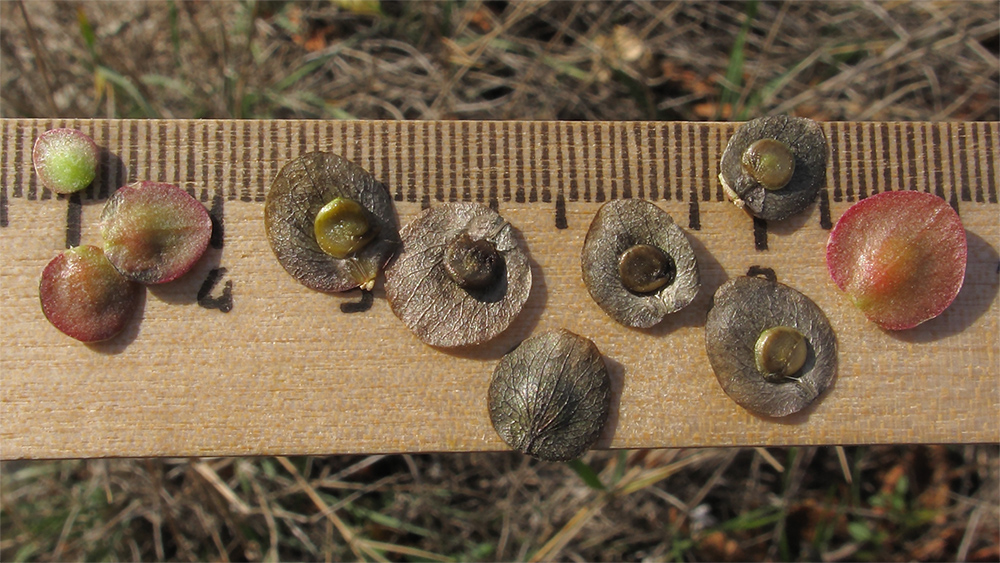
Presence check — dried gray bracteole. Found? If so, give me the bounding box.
[705,276,837,418]
[488,329,611,462]
[581,199,699,328]
[384,202,531,347]
[265,152,399,292]
[719,115,828,221]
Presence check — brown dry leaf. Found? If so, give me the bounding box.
[970,545,1000,562]
[660,60,716,96]
[909,527,961,561]
[469,7,493,33]
[791,105,832,121]
[699,530,744,561]
[880,464,907,494]
[303,25,337,52]
[693,102,732,119]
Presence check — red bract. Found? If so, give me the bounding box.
[826,191,967,330]
[100,181,212,284]
[39,245,141,342]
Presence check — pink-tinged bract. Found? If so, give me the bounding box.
[32,128,99,194]
[100,181,213,284]
[826,190,967,330]
[39,245,141,342]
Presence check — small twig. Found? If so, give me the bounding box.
[955,504,985,562]
[249,475,280,563]
[755,447,786,473]
[276,456,382,562]
[193,460,253,515]
[835,446,853,485]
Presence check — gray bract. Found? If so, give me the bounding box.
[488,329,611,462]
[384,202,531,347]
[705,276,837,418]
[719,115,828,221]
[581,199,700,328]
[264,152,399,292]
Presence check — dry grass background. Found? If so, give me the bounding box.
[1,1,999,561]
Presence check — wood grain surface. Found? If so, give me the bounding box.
[1,119,997,460]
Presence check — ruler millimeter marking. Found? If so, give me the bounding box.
[1,119,997,460]
[3,120,996,230]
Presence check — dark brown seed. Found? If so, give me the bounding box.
[582,199,699,328]
[488,329,611,462]
[39,245,141,342]
[705,276,837,418]
[444,233,501,289]
[384,203,531,347]
[719,115,828,221]
[618,244,675,294]
[265,152,399,292]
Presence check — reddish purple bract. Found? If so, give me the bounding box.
[100,181,212,284]
[39,245,141,342]
[826,191,967,330]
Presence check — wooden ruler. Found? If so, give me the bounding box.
[1,119,997,460]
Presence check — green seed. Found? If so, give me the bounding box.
[705,276,837,418]
[444,233,500,289]
[755,325,808,381]
[313,197,377,259]
[618,244,675,294]
[742,138,795,190]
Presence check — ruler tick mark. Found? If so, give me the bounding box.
[753,217,768,251]
[489,122,499,207]
[984,123,997,203]
[648,123,660,201]
[932,124,945,200]
[541,122,552,203]
[65,194,82,249]
[567,123,579,202]
[957,123,971,202]
[13,126,23,199]
[594,125,605,202]
[407,124,417,203]
[620,126,632,199]
[819,189,832,230]
[699,125,710,202]
[830,126,842,202]
[878,122,890,195]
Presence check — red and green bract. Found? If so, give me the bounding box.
[826,190,967,331]
[39,245,141,342]
[100,181,212,284]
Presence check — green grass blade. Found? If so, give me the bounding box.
[566,459,606,491]
[719,0,758,118]
[75,7,99,63]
